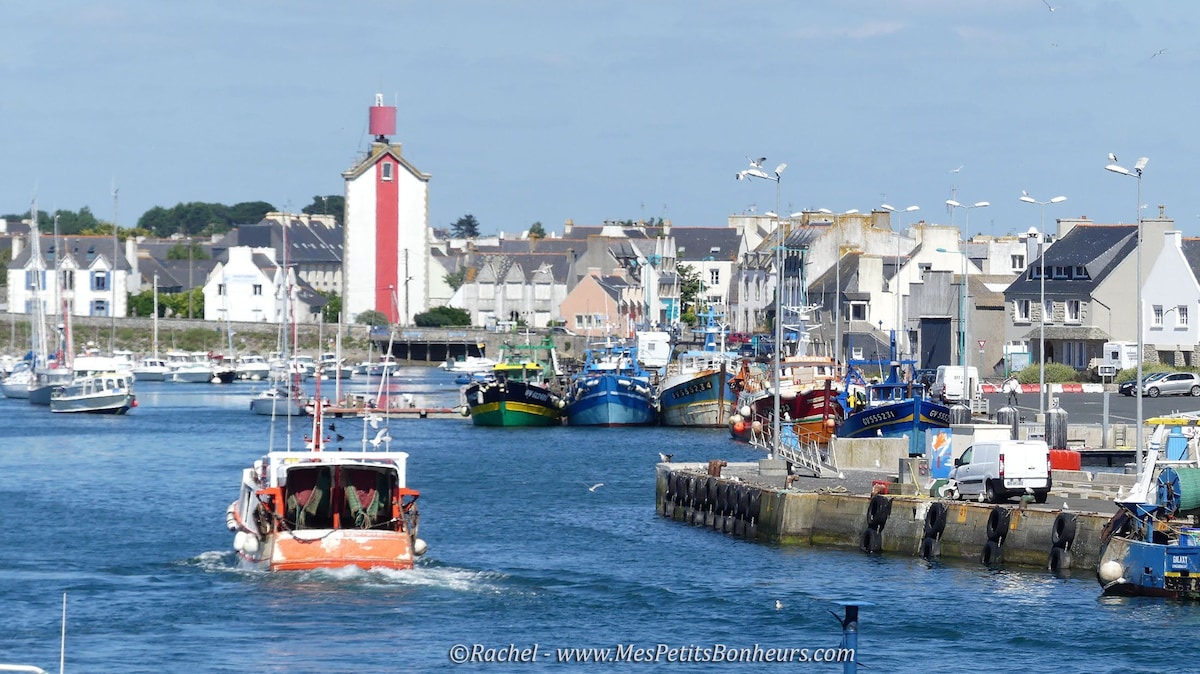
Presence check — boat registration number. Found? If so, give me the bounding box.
[672,380,713,399]
[861,409,897,427]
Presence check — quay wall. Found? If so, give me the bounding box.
[657,464,1110,571]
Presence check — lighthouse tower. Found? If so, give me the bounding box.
[342,93,431,324]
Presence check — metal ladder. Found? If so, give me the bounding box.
[752,422,841,478]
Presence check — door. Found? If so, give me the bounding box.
[920,317,952,370]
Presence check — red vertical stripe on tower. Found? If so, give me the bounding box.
[375,159,399,321]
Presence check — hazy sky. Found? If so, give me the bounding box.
[3,1,1197,238]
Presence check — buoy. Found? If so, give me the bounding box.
[241,533,260,554]
[233,530,248,552]
[225,503,238,532]
[460,407,471,417]
[414,538,428,556]
[1098,560,1124,584]
[825,418,836,430]
[734,421,746,433]
[740,405,751,417]
[751,420,762,432]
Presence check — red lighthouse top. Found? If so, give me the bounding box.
[369,93,396,141]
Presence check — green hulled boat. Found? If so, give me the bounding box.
[464,337,565,427]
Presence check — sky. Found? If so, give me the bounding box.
[3,1,1199,239]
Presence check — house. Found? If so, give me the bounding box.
[450,254,570,330]
[6,232,131,319]
[226,213,342,296]
[1143,229,1200,366]
[202,246,326,324]
[1003,212,1175,372]
[559,270,635,338]
[342,94,431,325]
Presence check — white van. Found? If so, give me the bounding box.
[931,365,979,403]
[948,439,1051,504]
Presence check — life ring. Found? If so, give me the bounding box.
[1048,546,1073,573]
[924,502,948,539]
[867,494,892,530]
[986,506,1011,542]
[1052,512,1077,549]
[919,535,940,559]
[981,539,1003,566]
[860,527,883,554]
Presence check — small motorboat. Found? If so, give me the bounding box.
[50,372,136,414]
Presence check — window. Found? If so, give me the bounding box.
[92,271,108,291]
[709,269,719,286]
[1015,299,1030,322]
[253,284,263,296]
[849,302,867,321]
[26,270,44,290]
[1011,254,1025,271]
[1042,299,1053,324]
[91,299,108,316]
[381,162,393,181]
[1179,305,1190,327]
[1153,304,1164,327]
[217,284,226,296]
[1074,265,1088,279]
[1053,266,1068,279]
[62,270,74,290]
[1066,299,1080,323]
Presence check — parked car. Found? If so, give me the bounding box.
[1141,372,1200,398]
[549,326,577,336]
[727,332,751,344]
[948,439,1051,504]
[1119,371,1167,396]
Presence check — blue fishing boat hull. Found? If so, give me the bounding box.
[565,373,658,426]
[1098,511,1200,598]
[837,397,951,455]
[659,369,731,427]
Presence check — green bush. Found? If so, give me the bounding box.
[413,306,470,327]
[1015,362,1078,385]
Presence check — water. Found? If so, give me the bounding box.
[0,368,1195,673]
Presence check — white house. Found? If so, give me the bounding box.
[6,233,131,319]
[203,246,285,323]
[1143,229,1200,364]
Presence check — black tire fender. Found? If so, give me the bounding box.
[981,539,1003,566]
[1052,512,1077,548]
[747,489,762,521]
[919,535,940,559]
[737,488,750,521]
[1048,546,1073,573]
[715,482,728,515]
[860,528,883,554]
[867,494,892,530]
[987,506,1011,542]
[924,502,949,538]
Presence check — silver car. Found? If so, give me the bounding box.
[1141,372,1200,398]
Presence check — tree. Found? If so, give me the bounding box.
[414,306,471,327]
[166,241,210,261]
[528,221,546,239]
[444,268,467,291]
[52,207,102,235]
[450,214,480,238]
[318,291,342,323]
[355,310,389,326]
[676,263,702,313]
[302,195,344,223]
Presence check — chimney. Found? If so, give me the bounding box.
[564,219,574,236]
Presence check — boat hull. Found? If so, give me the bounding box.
[250,396,308,416]
[244,529,416,572]
[0,380,30,399]
[659,368,731,427]
[172,369,214,383]
[837,397,951,455]
[51,392,135,414]
[132,370,168,382]
[565,374,657,426]
[465,379,562,427]
[730,388,841,442]
[1098,512,1200,598]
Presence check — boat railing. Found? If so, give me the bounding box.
[749,421,841,479]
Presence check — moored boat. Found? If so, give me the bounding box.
[226,383,426,571]
[132,357,171,381]
[50,372,136,414]
[464,336,564,427]
[727,355,842,443]
[564,340,658,427]
[657,310,738,428]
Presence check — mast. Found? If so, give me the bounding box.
[110,184,118,354]
[152,272,159,359]
[28,199,48,371]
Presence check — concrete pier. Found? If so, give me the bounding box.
[656,461,1117,571]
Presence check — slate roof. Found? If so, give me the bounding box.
[229,217,342,265]
[1006,224,1136,296]
[470,253,572,283]
[670,227,741,262]
[1181,238,1200,277]
[8,235,131,271]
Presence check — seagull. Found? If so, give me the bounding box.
[1108,152,1118,163]
[586,483,604,492]
[775,600,784,610]
[1063,502,1070,510]
[1152,48,1167,59]
[1041,0,1057,11]
[748,156,766,169]
[369,428,391,448]
[1022,189,1029,197]
[948,164,964,174]
[658,452,673,463]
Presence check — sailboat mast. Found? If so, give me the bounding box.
[110,185,118,354]
[28,199,48,369]
[152,272,159,360]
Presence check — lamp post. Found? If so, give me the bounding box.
[1018,193,1067,415]
[1106,156,1149,469]
[737,157,787,450]
[880,204,919,355]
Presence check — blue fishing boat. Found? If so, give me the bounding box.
[564,340,658,426]
[657,309,738,428]
[835,335,950,456]
[1098,415,1200,598]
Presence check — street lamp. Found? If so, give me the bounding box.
[737,157,787,452]
[945,199,990,239]
[818,208,860,366]
[1018,193,1067,415]
[1106,155,1149,470]
[937,246,970,411]
[880,204,919,354]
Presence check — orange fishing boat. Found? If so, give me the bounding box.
[727,355,842,444]
[225,368,426,571]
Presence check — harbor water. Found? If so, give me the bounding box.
[1,367,1197,673]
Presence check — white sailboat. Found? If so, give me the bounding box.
[26,200,72,405]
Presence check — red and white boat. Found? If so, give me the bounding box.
[225,370,426,571]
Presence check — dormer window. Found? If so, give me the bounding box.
[381,162,393,181]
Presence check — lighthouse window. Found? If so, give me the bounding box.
[381,162,393,181]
